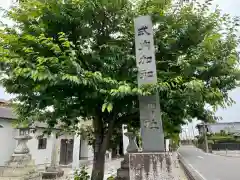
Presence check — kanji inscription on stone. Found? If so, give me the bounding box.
[134,15,164,151]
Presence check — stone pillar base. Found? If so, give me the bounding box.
[0,173,42,180]
[116,131,139,180]
[0,154,42,180]
[129,152,176,180]
[42,166,64,179]
[116,154,130,180]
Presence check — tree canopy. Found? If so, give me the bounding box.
[1,0,240,179]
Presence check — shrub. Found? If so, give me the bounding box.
[74,166,90,180]
[107,176,115,180]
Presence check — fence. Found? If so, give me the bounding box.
[212,143,240,150]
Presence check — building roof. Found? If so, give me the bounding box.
[0,106,17,120]
[0,99,7,103]
[0,104,92,130]
[197,122,240,127]
[214,122,240,125]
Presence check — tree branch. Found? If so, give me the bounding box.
[117,111,138,125]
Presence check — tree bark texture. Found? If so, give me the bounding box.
[91,116,115,180]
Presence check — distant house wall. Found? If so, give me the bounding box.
[0,121,53,167]
[122,124,129,155]
[80,139,93,160]
[0,118,95,168]
[26,129,53,166]
[0,119,17,166]
[28,130,76,167]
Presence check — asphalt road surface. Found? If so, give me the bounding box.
[178,146,240,180]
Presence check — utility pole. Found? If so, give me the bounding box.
[181,127,189,145]
[203,122,209,153]
[191,124,195,145]
[184,130,187,144]
[191,124,195,138]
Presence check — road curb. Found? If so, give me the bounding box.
[177,153,202,180]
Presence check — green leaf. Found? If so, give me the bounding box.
[107,103,113,113]
[1,1,239,169]
[102,103,107,112]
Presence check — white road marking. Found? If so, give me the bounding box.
[197,156,204,159]
[207,153,218,157]
[188,163,207,180]
[178,153,207,180]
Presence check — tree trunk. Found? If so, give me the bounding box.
[91,139,106,180]
[91,116,115,180]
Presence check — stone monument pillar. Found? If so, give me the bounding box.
[0,128,42,180]
[42,133,64,179]
[131,15,176,180]
[116,132,139,180]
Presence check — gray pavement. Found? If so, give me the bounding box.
[61,158,123,180]
[178,145,240,180]
[61,154,188,180]
[213,150,240,157]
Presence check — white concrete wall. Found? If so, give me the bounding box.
[165,139,170,152]
[0,119,17,166]
[0,124,93,168]
[28,131,75,168]
[80,139,93,160]
[27,130,53,166]
[80,139,88,158]
[87,144,94,160]
[72,134,81,169]
[122,125,129,154]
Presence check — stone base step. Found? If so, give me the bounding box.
[120,161,129,169]
[42,169,64,179]
[117,168,129,180]
[1,168,37,176]
[0,172,42,180]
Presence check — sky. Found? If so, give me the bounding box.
[0,0,240,139]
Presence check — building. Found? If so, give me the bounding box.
[196,122,240,136]
[0,100,94,168]
[0,100,17,167]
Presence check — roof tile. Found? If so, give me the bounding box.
[0,106,16,119]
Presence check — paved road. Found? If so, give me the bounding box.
[178,146,240,180]
[213,150,240,157]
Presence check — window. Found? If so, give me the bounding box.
[38,138,47,149]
